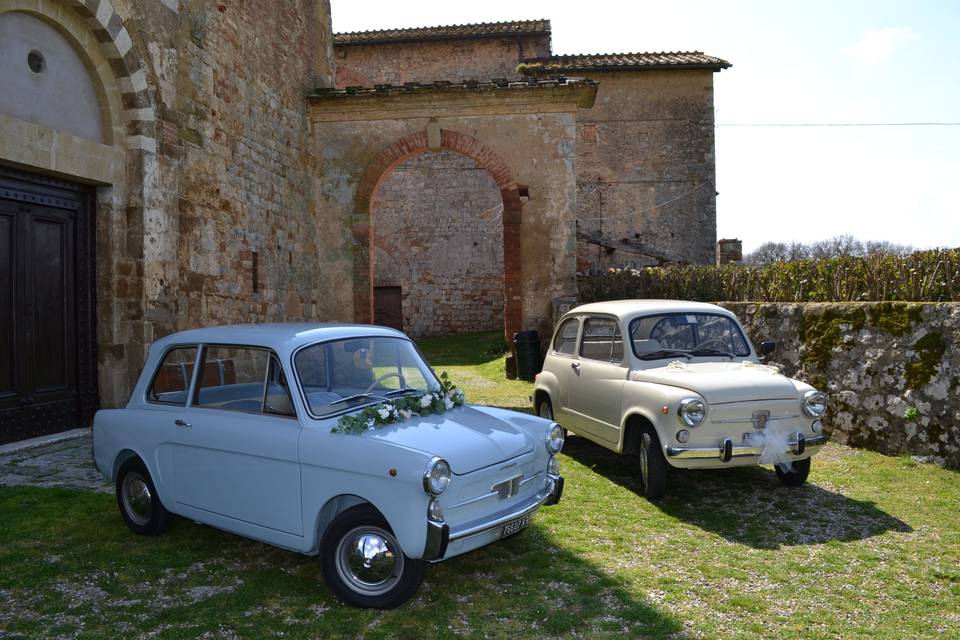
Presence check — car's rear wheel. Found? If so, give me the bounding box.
[775,457,811,486]
[639,429,668,500]
[115,458,173,535]
[321,504,425,609]
[536,396,554,420]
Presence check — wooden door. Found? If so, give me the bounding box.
[0,167,97,444]
[373,286,403,331]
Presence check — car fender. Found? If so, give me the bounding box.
[618,381,695,455]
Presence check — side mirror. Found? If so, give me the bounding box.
[759,340,776,357]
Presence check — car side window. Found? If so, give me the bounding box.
[195,346,270,413]
[580,317,620,362]
[148,347,197,405]
[552,318,579,355]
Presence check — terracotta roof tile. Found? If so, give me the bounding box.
[334,19,550,45]
[522,52,731,72]
[310,76,595,99]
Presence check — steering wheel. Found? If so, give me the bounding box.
[365,371,402,393]
[697,338,731,352]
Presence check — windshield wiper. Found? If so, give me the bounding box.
[638,349,693,361]
[384,387,421,398]
[690,348,737,360]
[328,393,387,407]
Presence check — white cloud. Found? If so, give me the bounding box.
[844,27,919,65]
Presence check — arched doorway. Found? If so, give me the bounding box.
[354,128,524,341]
[371,149,504,337]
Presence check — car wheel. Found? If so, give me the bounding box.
[321,504,425,609]
[775,457,811,487]
[115,458,173,536]
[537,397,554,421]
[638,429,668,500]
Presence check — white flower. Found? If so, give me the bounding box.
[444,397,454,410]
[377,407,391,420]
[419,395,433,409]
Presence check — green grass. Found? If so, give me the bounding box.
[1,331,958,639]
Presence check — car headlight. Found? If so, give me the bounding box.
[677,398,707,427]
[802,390,827,417]
[546,423,564,454]
[423,457,451,495]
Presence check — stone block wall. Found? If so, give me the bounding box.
[334,34,549,87]
[721,302,959,467]
[575,70,718,270]
[372,150,504,337]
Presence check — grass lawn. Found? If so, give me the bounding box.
[1,331,958,639]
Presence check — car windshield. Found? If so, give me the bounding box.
[294,337,440,417]
[628,313,751,359]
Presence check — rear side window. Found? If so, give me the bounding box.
[580,318,623,363]
[148,347,197,405]
[552,318,579,355]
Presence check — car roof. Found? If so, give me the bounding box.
[151,323,408,355]
[564,299,733,321]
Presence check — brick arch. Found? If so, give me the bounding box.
[354,129,523,340]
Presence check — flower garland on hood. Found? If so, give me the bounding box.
[331,371,466,434]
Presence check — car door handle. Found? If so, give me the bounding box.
[174,419,192,428]
[571,362,580,374]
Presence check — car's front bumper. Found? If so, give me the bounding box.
[666,433,828,462]
[423,473,563,562]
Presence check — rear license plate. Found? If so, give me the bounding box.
[501,514,531,537]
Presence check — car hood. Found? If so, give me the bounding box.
[367,405,540,474]
[629,360,798,404]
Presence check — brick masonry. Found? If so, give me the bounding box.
[373,150,504,337]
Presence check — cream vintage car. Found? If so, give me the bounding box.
[534,300,827,499]
[93,324,564,608]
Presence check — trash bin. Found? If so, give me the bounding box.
[513,330,541,382]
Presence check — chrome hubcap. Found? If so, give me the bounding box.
[539,403,553,420]
[335,526,403,596]
[122,472,152,526]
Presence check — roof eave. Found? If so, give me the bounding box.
[335,29,551,47]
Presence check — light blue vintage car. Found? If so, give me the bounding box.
[92,324,564,608]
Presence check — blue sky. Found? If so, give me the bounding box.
[331,1,960,252]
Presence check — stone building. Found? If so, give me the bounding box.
[334,20,729,335]
[0,5,726,443]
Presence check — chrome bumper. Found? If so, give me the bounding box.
[423,473,563,562]
[666,433,828,462]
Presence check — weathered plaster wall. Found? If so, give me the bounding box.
[372,150,504,337]
[334,34,548,87]
[575,70,718,270]
[722,302,959,467]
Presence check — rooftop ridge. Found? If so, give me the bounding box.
[334,19,551,45]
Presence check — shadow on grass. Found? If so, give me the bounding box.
[415,330,508,367]
[0,486,688,639]
[561,434,913,550]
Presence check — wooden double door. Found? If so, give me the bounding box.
[0,167,98,445]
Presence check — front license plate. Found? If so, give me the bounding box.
[501,514,531,537]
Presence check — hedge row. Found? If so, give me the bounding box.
[578,249,960,303]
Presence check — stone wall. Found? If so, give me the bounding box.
[373,150,504,337]
[574,70,718,270]
[334,34,549,87]
[721,302,959,467]
[0,0,336,408]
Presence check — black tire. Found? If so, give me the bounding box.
[775,457,811,487]
[639,429,668,500]
[115,458,173,536]
[320,504,425,609]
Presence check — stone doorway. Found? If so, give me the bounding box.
[371,150,505,337]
